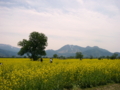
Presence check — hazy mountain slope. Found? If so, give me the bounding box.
[0,44,20,52]
[0,44,119,58]
[57,45,85,53]
[83,47,112,57]
[46,45,113,57]
[0,48,18,57]
[46,50,57,57]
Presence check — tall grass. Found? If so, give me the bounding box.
[0,58,120,90]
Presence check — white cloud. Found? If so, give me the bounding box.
[0,0,120,52]
[76,0,84,4]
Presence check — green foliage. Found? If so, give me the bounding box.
[90,55,93,59]
[12,56,15,58]
[59,55,66,59]
[98,56,106,60]
[67,56,75,59]
[118,56,120,59]
[75,52,83,60]
[18,31,47,61]
[53,54,58,58]
[110,53,118,60]
[98,57,102,60]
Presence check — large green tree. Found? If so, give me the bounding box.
[75,52,83,60]
[18,31,48,61]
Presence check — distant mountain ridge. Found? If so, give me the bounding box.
[46,45,119,57]
[0,44,20,57]
[0,44,120,57]
[0,44,20,52]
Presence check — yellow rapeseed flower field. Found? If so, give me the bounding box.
[0,58,120,90]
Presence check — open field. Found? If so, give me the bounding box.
[0,58,120,90]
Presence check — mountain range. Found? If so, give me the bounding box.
[0,44,120,58]
[0,44,20,57]
[46,45,115,57]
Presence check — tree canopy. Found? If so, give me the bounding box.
[75,52,83,60]
[53,54,58,58]
[110,53,118,59]
[18,31,48,61]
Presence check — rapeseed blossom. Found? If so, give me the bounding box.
[0,58,120,90]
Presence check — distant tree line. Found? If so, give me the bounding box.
[51,52,120,60]
[0,52,120,60]
[52,52,84,60]
[98,53,120,60]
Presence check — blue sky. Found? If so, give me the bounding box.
[0,0,120,52]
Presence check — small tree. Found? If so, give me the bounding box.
[53,54,58,58]
[110,53,118,60]
[98,57,102,60]
[90,55,93,59]
[75,52,83,60]
[18,31,48,61]
[12,56,15,58]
